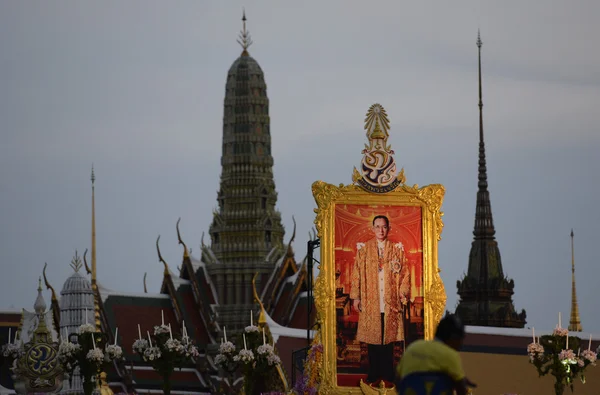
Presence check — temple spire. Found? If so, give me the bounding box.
[91,166,96,283]
[34,277,46,314]
[454,31,525,328]
[568,229,582,331]
[237,9,253,56]
[473,30,495,239]
[90,166,101,331]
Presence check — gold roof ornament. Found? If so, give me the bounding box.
[251,272,289,392]
[43,262,58,303]
[156,235,171,276]
[176,217,190,258]
[252,272,268,327]
[83,248,92,275]
[353,104,405,193]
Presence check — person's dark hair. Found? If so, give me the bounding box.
[372,215,389,227]
[435,314,465,342]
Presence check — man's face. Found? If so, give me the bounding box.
[372,218,389,241]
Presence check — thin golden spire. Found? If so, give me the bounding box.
[568,229,582,331]
[91,165,96,283]
[237,8,253,56]
[90,166,101,331]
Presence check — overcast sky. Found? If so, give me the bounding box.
[1,1,599,334]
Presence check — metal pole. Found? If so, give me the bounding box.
[307,240,313,346]
[306,238,320,346]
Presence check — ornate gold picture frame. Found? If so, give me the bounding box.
[310,104,446,394]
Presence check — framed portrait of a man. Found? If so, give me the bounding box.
[336,204,423,385]
[311,181,446,393]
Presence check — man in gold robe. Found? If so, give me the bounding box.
[350,215,411,383]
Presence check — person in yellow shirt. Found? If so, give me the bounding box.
[396,314,477,395]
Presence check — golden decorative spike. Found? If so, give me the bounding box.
[89,166,101,338]
[251,272,288,391]
[237,8,253,56]
[90,168,106,392]
[568,229,582,331]
[42,263,58,303]
[156,235,170,276]
[176,217,189,258]
[91,166,97,283]
[252,272,267,326]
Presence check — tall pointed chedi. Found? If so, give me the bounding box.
[455,32,526,328]
[568,229,582,331]
[205,11,285,331]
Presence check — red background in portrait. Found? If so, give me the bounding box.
[334,204,423,386]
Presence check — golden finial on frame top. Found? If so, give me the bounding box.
[370,118,386,140]
[364,103,390,138]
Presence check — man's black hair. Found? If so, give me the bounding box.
[372,215,389,227]
[435,314,465,342]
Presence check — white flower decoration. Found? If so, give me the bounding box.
[245,325,259,333]
[79,323,96,334]
[86,348,104,364]
[219,341,235,354]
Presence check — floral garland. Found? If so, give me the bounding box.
[57,323,124,395]
[214,324,283,394]
[293,342,323,395]
[1,341,22,374]
[527,327,598,395]
[131,323,200,395]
